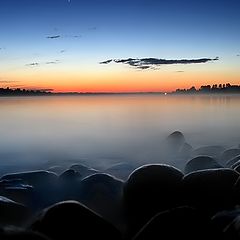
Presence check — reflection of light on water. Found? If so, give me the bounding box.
[164,93,167,95]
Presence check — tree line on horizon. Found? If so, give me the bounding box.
[174,83,240,94]
[0,87,52,96]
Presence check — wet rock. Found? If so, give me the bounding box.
[133,207,220,240]
[123,164,183,237]
[184,156,223,174]
[0,196,30,226]
[31,201,122,240]
[220,149,240,165]
[182,169,239,215]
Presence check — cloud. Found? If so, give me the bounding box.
[26,60,60,67]
[65,35,82,38]
[45,60,60,64]
[60,50,66,53]
[237,54,240,57]
[100,57,219,70]
[26,62,40,66]
[46,34,81,39]
[175,71,185,73]
[100,59,113,64]
[47,35,61,39]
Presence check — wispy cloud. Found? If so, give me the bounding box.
[47,35,61,39]
[100,59,113,64]
[65,35,82,38]
[175,70,185,73]
[100,57,219,70]
[237,54,240,57]
[46,34,81,39]
[45,60,60,64]
[26,62,40,66]
[26,60,60,67]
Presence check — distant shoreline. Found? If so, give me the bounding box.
[1,84,240,96]
[1,92,240,97]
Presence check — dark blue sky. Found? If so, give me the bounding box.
[0,0,240,92]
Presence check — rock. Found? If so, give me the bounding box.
[79,173,124,231]
[184,156,223,174]
[0,179,33,207]
[165,131,186,152]
[220,149,240,164]
[123,164,183,237]
[223,216,240,240]
[211,210,240,234]
[179,143,193,158]
[182,169,239,215]
[0,196,29,226]
[1,171,59,211]
[70,164,98,178]
[31,201,121,240]
[226,155,240,168]
[1,171,58,188]
[234,165,240,174]
[0,228,50,240]
[59,169,82,181]
[133,207,220,240]
[47,166,66,175]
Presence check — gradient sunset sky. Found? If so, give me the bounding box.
[0,0,239,92]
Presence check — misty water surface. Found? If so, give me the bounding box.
[0,94,240,173]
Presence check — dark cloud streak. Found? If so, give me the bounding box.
[46,35,61,39]
[100,57,219,70]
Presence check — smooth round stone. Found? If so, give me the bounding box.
[31,201,122,240]
[133,207,219,240]
[1,171,58,188]
[220,149,240,164]
[182,169,239,215]
[226,155,240,168]
[184,156,223,174]
[0,196,29,226]
[123,164,183,237]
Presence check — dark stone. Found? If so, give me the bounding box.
[1,171,58,188]
[0,196,30,226]
[133,207,221,240]
[59,169,82,181]
[226,155,240,168]
[182,169,239,215]
[31,201,122,240]
[0,228,49,240]
[184,156,223,174]
[220,149,240,164]
[123,164,183,237]
[70,164,98,178]
[224,216,240,240]
[79,173,124,231]
[211,209,240,234]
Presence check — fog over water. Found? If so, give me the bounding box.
[0,94,240,173]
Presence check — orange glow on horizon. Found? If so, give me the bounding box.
[2,66,240,93]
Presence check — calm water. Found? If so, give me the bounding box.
[0,94,240,171]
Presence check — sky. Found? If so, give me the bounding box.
[0,0,240,92]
